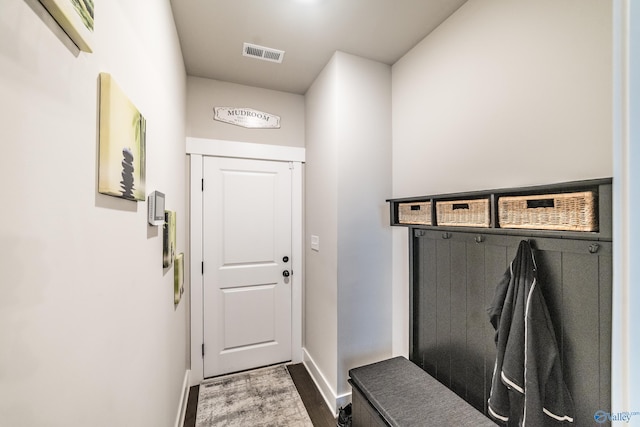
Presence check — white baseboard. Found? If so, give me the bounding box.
[174,369,191,427]
[336,391,351,413]
[302,348,352,415]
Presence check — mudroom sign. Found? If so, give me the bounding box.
[214,107,281,129]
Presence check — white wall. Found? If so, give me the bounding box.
[186,76,305,146]
[391,0,613,356]
[304,51,392,411]
[304,53,340,405]
[335,53,392,395]
[0,1,188,427]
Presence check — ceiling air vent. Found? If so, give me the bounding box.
[243,43,285,63]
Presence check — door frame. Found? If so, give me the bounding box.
[187,137,305,386]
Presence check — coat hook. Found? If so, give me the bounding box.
[475,235,484,244]
[442,232,451,240]
[589,243,600,254]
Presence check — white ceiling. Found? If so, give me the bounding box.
[169,0,468,94]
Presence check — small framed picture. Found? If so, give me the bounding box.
[163,211,176,268]
[174,253,184,306]
[39,0,94,52]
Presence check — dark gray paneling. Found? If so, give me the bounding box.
[450,240,467,399]
[534,249,564,362]
[599,253,613,412]
[465,241,486,412]
[435,239,452,386]
[562,251,602,425]
[409,231,612,423]
[415,235,437,375]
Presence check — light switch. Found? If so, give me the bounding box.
[311,235,320,251]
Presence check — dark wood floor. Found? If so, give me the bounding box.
[288,363,337,427]
[183,363,336,427]
[183,383,199,427]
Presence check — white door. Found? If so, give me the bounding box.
[202,156,293,377]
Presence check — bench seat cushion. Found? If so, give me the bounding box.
[349,356,496,427]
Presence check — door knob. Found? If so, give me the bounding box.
[283,256,289,263]
[283,270,290,277]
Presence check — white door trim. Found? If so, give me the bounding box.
[187,137,305,162]
[188,137,305,386]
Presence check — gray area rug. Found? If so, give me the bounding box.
[196,364,314,427]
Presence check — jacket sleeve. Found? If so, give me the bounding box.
[524,282,575,425]
[488,268,511,344]
[487,267,514,423]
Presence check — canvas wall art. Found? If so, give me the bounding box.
[163,210,176,268]
[39,0,94,52]
[174,253,184,306]
[98,73,146,201]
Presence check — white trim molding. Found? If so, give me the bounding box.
[189,154,204,386]
[186,137,305,162]
[612,0,640,416]
[291,161,304,364]
[189,138,305,386]
[302,348,351,415]
[174,370,191,427]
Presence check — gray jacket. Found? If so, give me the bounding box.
[487,240,574,426]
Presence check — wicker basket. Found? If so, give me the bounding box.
[436,199,490,227]
[498,191,597,231]
[398,202,432,225]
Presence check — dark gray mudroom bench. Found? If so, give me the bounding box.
[349,356,496,427]
[365,178,613,426]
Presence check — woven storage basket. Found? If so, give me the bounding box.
[498,191,597,231]
[398,201,432,225]
[436,199,490,227]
